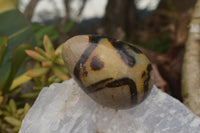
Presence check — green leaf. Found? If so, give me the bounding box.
[54,57,64,65]
[16,109,24,116]
[24,103,30,114]
[0,0,17,13]
[65,22,74,33]
[12,43,32,76]
[32,23,43,32]
[9,99,16,114]
[0,66,11,92]
[0,36,8,66]
[48,75,57,83]
[0,9,36,93]
[0,110,3,115]
[4,116,21,127]
[25,49,47,62]
[35,46,50,59]
[52,66,69,81]
[10,73,32,90]
[34,24,59,47]
[48,75,61,84]
[42,60,53,67]
[55,44,63,56]
[43,35,55,57]
[2,43,32,94]
[26,67,50,77]
[9,87,23,96]
[0,96,3,105]
[20,92,39,99]
[0,37,10,91]
[33,86,43,91]
[13,126,20,132]
[3,111,11,116]
[6,104,11,113]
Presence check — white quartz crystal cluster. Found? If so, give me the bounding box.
[19,79,200,133]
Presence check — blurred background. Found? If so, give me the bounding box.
[0,0,199,132]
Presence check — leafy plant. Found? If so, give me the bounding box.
[20,35,70,99]
[24,35,69,94]
[26,35,69,80]
[0,9,36,94]
[0,37,32,94]
[0,91,30,132]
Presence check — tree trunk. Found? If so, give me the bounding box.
[56,0,71,45]
[102,0,136,40]
[78,0,87,16]
[24,0,40,21]
[158,0,197,12]
[182,0,200,116]
[125,0,135,38]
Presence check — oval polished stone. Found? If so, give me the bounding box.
[62,35,154,109]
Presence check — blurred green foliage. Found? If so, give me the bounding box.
[0,91,30,132]
[150,35,172,53]
[139,34,172,54]
[32,22,74,47]
[32,24,59,47]
[0,9,36,94]
[65,22,74,33]
[0,2,74,132]
[0,9,35,133]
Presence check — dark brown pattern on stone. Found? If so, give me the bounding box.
[86,78,113,93]
[143,64,152,100]
[106,78,138,105]
[90,56,104,70]
[74,36,102,88]
[142,71,146,78]
[128,45,143,54]
[89,35,105,43]
[108,39,136,67]
[82,66,88,77]
[147,64,152,72]
[118,50,136,67]
[87,77,138,105]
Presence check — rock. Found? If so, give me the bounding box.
[19,79,200,133]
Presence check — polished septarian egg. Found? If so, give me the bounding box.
[62,35,154,109]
